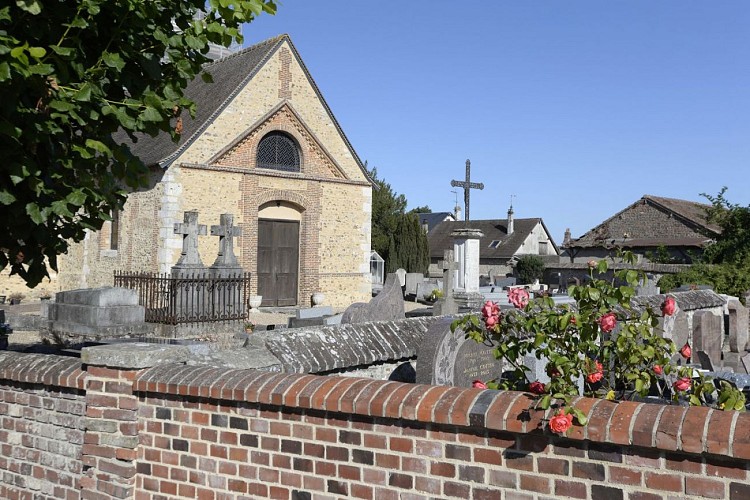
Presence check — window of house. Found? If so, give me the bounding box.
[488,240,501,248]
[539,241,548,255]
[110,209,120,250]
[256,132,300,172]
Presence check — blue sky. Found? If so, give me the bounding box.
[242,2,749,244]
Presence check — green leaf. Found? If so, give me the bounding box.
[0,190,16,205]
[0,62,9,81]
[48,100,76,112]
[102,51,125,71]
[50,45,74,57]
[25,202,43,224]
[74,83,92,102]
[65,190,87,206]
[16,0,41,15]
[28,46,45,58]
[84,139,112,155]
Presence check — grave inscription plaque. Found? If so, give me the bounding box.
[416,316,504,387]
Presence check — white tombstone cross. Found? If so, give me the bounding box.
[395,268,407,287]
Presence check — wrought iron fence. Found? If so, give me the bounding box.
[114,271,252,325]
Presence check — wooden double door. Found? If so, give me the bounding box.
[257,219,299,307]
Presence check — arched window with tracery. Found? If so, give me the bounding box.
[256,132,301,172]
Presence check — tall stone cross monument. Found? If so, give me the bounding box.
[450,159,484,222]
[173,210,207,272]
[433,249,459,316]
[210,213,241,271]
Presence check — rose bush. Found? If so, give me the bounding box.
[452,251,746,434]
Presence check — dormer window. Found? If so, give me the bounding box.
[256,132,300,172]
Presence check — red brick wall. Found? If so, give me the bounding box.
[0,353,87,500]
[1,353,749,499]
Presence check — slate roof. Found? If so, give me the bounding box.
[427,218,559,260]
[417,212,455,233]
[568,195,720,249]
[113,34,369,181]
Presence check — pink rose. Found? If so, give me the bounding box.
[653,365,663,376]
[587,260,598,269]
[481,300,499,319]
[484,315,498,328]
[472,380,488,389]
[586,361,604,384]
[508,288,530,309]
[673,377,691,392]
[661,296,676,316]
[549,410,573,434]
[598,312,617,333]
[679,342,692,360]
[528,381,546,394]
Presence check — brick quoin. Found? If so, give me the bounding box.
[2,349,750,499]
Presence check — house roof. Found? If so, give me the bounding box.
[113,34,370,182]
[568,195,720,249]
[427,218,559,260]
[417,212,454,233]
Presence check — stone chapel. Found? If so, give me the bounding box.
[51,34,374,308]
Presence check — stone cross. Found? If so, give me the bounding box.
[433,249,459,316]
[450,159,484,222]
[174,210,206,268]
[210,213,241,268]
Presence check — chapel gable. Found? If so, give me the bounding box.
[209,103,347,180]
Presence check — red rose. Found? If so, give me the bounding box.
[528,381,546,394]
[549,410,573,434]
[679,342,692,360]
[661,296,676,316]
[598,312,617,333]
[653,365,663,376]
[546,365,561,378]
[472,380,488,389]
[673,377,691,392]
[508,288,530,309]
[485,315,498,328]
[586,361,604,383]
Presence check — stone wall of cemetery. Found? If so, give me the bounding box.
[1,349,749,500]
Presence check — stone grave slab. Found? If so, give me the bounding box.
[296,306,334,320]
[692,310,723,370]
[405,273,423,297]
[341,273,405,324]
[415,316,504,387]
[728,299,749,353]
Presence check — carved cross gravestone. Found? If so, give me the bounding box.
[210,213,241,270]
[450,159,484,222]
[173,210,207,272]
[433,250,458,316]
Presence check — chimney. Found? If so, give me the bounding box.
[507,205,514,235]
[563,228,571,247]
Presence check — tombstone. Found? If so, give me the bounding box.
[341,273,405,324]
[405,273,423,297]
[395,268,407,288]
[208,213,244,317]
[663,309,690,364]
[743,353,750,375]
[696,351,714,371]
[415,316,504,387]
[173,210,207,273]
[47,287,149,343]
[727,299,749,353]
[433,250,458,316]
[522,352,584,393]
[636,274,660,296]
[692,311,723,370]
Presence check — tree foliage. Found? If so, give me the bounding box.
[515,255,545,285]
[369,166,429,274]
[0,0,276,286]
[659,188,750,301]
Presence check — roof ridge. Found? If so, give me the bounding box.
[202,34,287,68]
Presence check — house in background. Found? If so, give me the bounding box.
[426,206,560,279]
[417,212,456,234]
[563,195,720,264]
